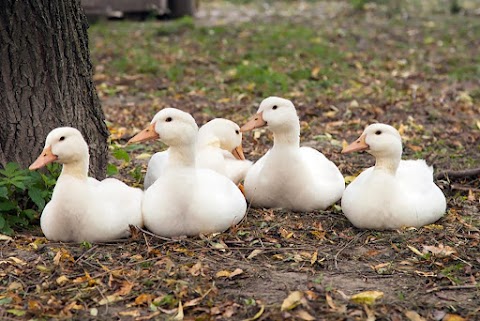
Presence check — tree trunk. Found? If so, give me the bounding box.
[0,0,109,178]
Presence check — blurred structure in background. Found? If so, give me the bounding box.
[81,0,198,20]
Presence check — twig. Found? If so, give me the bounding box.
[451,184,480,193]
[426,284,478,293]
[435,168,480,180]
[334,231,365,270]
[74,245,99,263]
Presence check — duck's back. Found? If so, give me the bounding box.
[144,151,169,190]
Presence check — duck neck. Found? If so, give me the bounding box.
[272,124,300,149]
[373,154,401,175]
[168,144,196,168]
[61,158,89,180]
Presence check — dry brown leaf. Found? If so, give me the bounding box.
[115,281,134,296]
[173,301,184,321]
[281,291,303,311]
[247,249,263,260]
[229,268,243,278]
[407,245,424,257]
[404,310,426,321]
[295,309,316,320]
[190,261,202,276]
[350,290,384,305]
[134,293,155,305]
[310,251,318,265]
[422,244,457,258]
[98,294,122,305]
[119,310,140,317]
[56,275,69,285]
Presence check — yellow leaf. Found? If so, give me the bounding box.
[247,249,263,260]
[243,305,264,321]
[0,234,13,242]
[295,309,316,320]
[311,66,321,79]
[36,265,51,273]
[8,257,26,265]
[119,310,140,317]
[136,153,152,160]
[229,268,244,278]
[281,291,303,311]
[216,270,231,278]
[56,275,69,285]
[404,310,426,321]
[311,251,318,265]
[173,301,184,321]
[350,290,384,305]
[443,314,466,321]
[407,245,424,257]
[98,294,121,305]
[134,293,155,305]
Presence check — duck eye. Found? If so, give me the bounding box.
[166,117,172,122]
[59,136,65,141]
[235,130,240,135]
[272,105,278,110]
[375,130,382,135]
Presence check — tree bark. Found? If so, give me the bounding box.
[0,0,109,178]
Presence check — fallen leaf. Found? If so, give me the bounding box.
[7,281,23,291]
[119,310,140,317]
[134,293,155,305]
[115,280,134,296]
[422,244,457,258]
[443,314,466,321]
[216,268,243,279]
[229,268,243,278]
[56,275,69,285]
[7,309,26,316]
[295,309,316,320]
[243,304,264,321]
[98,294,122,305]
[407,245,424,257]
[350,290,384,305]
[247,249,263,260]
[310,251,318,265]
[281,291,303,311]
[173,301,184,321]
[0,234,13,242]
[404,310,426,321]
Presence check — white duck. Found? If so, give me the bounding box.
[341,123,446,229]
[29,127,143,242]
[143,118,251,189]
[128,108,247,237]
[241,96,345,212]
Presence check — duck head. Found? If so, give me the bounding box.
[129,108,198,147]
[199,118,245,160]
[29,127,89,170]
[241,96,299,133]
[342,123,403,159]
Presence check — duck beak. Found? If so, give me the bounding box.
[240,112,266,132]
[231,144,246,160]
[29,146,58,170]
[128,123,159,144]
[342,134,369,154]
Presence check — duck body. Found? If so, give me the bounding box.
[144,150,169,189]
[30,127,143,242]
[241,97,345,212]
[129,108,247,237]
[144,168,246,236]
[341,123,446,229]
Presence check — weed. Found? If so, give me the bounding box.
[0,163,60,235]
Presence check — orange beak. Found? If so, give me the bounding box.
[240,112,266,132]
[231,145,245,160]
[342,134,369,154]
[29,146,58,170]
[128,123,159,144]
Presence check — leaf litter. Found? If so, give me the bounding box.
[2,0,480,320]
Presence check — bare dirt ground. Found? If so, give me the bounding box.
[1,1,479,320]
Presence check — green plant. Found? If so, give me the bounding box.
[0,162,60,235]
